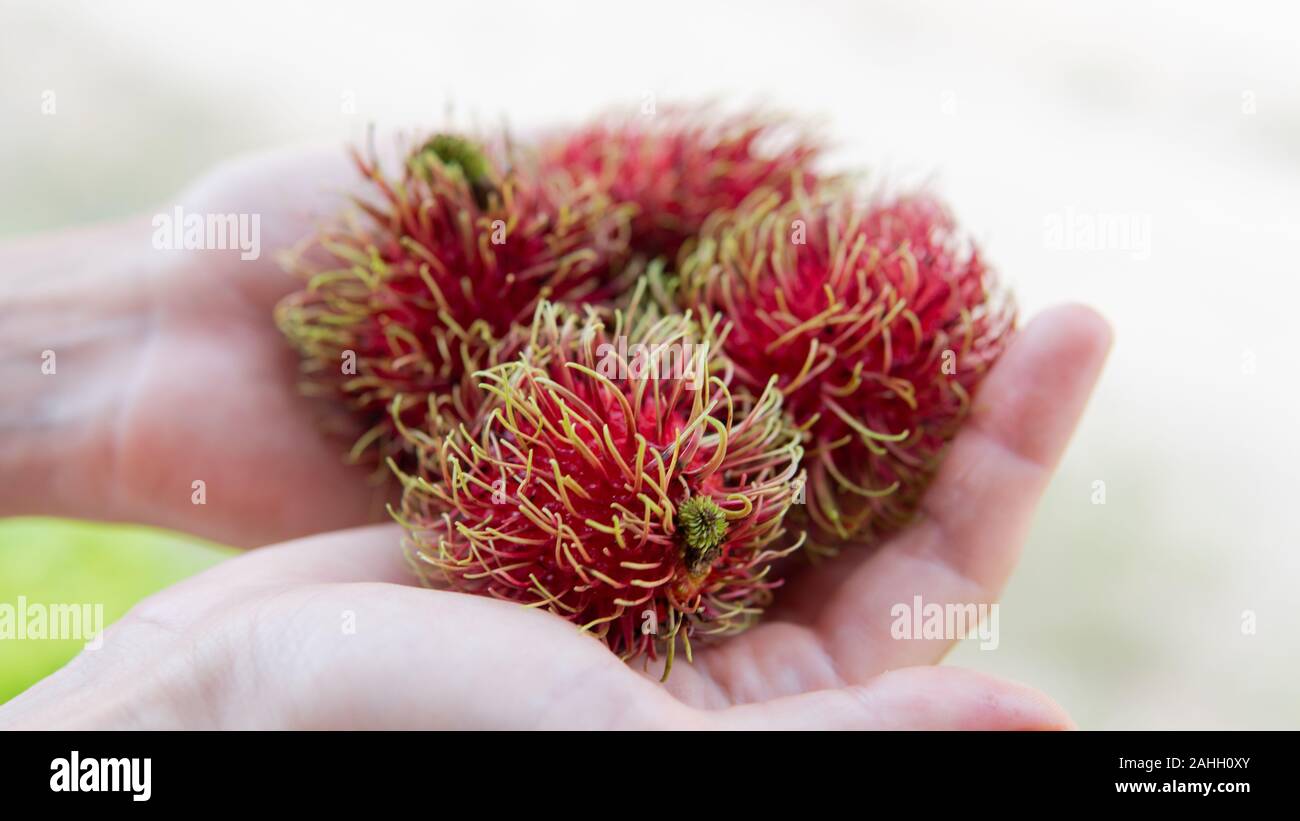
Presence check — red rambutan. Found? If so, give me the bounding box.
[275,134,634,468]
[540,107,825,262]
[677,190,1015,548]
[395,288,806,671]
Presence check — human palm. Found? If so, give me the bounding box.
[106,145,396,547]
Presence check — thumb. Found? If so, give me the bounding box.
[705,666,1076,730]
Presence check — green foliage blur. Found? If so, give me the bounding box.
[0,518,232,704]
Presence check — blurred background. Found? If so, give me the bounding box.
[1,0,1296,727]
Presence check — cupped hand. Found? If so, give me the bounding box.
[0,302,1110,729]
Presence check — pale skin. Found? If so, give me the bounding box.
[0,145,1112,729]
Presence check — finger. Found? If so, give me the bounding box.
[96,563,689,729]
[909,303,1114,587]
[779,304,1112,679]
[246,582,690,730]
[708,666,1075,730]
[174,142,374,307]
[99,523,692,729]
[241,522,416,584]
[175,138,407,308]
[122,524,415,632]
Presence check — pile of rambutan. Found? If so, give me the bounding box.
[275,106,1015,673]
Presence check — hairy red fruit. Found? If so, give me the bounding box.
[678,191,1015,548]
[275,135,633,468]
[396,292,806,672]
[541,107,825,262]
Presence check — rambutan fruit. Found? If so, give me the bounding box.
[395,289,806,671]
[275,133,634,469]
[540,107,825,263]
[677,190,1015,548]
